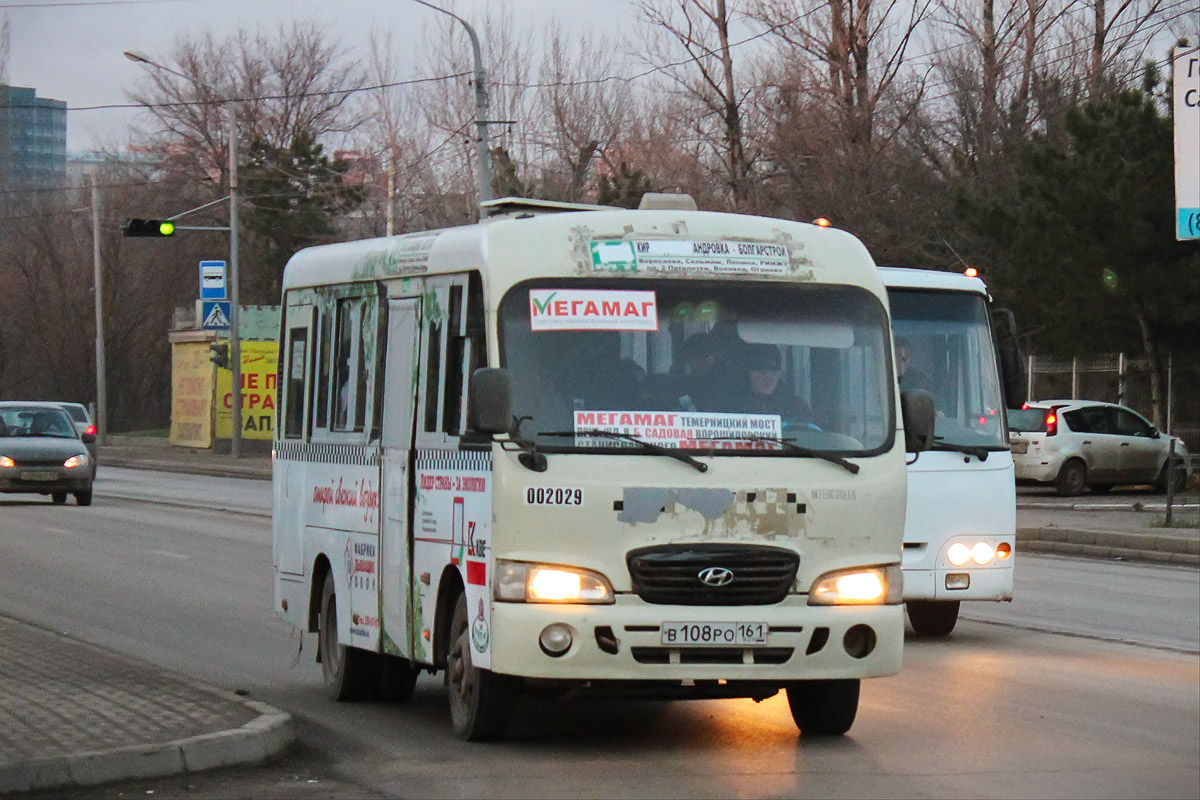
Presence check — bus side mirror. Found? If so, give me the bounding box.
[999,346,1027,408]
[901,389,936,453]
[468,368,513,435]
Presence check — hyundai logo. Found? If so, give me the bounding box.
[698,567,734,587]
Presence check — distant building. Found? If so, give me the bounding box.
[0,84,67,190]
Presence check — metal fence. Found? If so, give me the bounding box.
[1027,354,1200,451]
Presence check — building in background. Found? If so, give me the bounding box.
[0,84,67,190]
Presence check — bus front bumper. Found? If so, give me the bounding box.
[901,564,1014,601]
[488,597,902,683]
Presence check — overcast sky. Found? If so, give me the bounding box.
[5,0,638,151]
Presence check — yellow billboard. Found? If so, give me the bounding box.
[215,341,278,440]
[170,341,216,447]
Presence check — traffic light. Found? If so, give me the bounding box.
[123,218,176,237]
[209,342,230,369]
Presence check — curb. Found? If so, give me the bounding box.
[0,698,293,794]
[1017,527,1200,567]
[99,456,272,481]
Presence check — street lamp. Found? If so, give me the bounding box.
[124,49,245,458]
[405,1,493,209]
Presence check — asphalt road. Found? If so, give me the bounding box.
[0,471,1197,798]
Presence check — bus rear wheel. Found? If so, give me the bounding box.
[785,679,859,735]
[318,572,378,702]
[446,594,515,741]
[906,600,960,637]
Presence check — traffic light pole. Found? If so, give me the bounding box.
[227,100,243,459]
[91,180,108,447]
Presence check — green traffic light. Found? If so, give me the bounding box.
[159,221,175,236]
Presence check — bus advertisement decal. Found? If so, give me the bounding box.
[529,289,658,331]
[573,410,782,447]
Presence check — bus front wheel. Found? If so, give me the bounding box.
[446,594,515,741]
[785,679,859,735]
[906,600,960,637]
[318,573,378,702]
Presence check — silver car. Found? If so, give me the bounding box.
[0,402,96,505]
[1009,400,1191,495]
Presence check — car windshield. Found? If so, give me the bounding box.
[1007,408,1049,432]
[499,278,894,456]
[0,406,78,438]
[888,289,1008,449]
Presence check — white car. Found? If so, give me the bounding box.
[1009,400,1190,495]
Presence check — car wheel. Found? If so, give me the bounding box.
[318,572,378,701]
[1055,460,1087,496]
[74,489,93,506]
[446,593,516,741]
[51,492,67,504]
[906,600,960,637]
[785,679,860,735]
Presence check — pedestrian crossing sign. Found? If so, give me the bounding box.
[202,300,231,330]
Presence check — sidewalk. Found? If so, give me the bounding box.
[0,617,292,794]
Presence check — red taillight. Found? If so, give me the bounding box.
[1045,413,1057,436]
[84,424,96,436]
[1021,402,1030,410]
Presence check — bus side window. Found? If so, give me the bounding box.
[423,300,444,433]
[314,310,331,430]
[283,325,308,439]
[421,274,484,439]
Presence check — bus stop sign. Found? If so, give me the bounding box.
[200,260,228,299]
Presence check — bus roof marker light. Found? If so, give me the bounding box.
[814,217,832,228]
[964,267,978,278]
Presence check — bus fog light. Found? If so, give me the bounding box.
[946,573,970,590]
[842,624,876,659]
[539,623,574,656]
[946,543,972,566]
[971,542,995,565]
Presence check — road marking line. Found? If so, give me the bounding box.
[150,550,190,560]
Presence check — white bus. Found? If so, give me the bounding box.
[272,196,934,740]
[881,267,1020,636]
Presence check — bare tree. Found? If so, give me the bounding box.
[126,21,364,195]
[639,0,761,208]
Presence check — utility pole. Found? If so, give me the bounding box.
[408,0,492,210]
[90,179,107,445]
[227,100,243,458]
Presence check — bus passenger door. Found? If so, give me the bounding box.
[274,304,314,578]
[380,297,421,661]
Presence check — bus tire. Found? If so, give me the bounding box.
[906,600,960,637]
[446,594,515,741]
[785,679,859,735]
[318,572,378,702]
[378,654,420,702]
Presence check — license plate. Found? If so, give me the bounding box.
[20,471,57,482]
[661,621,769,647]
[1010,441,1028,454]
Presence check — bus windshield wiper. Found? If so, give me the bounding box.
[929,437,995,461]
[698,435,860,474]
[538,429,709,473]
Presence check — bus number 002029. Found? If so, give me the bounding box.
[524,487,584,506]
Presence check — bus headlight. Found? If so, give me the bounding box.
[808,564,902,605]
[946,541,1006,566]
[494,560,614,604]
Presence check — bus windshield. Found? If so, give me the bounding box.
[888,289,1008,450]
[499,278,893,455]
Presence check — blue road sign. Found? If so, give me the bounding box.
[201,300,231,330]
[200,260,228,300]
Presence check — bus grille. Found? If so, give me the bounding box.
[631,647,794,665]
[626,544,800,606]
